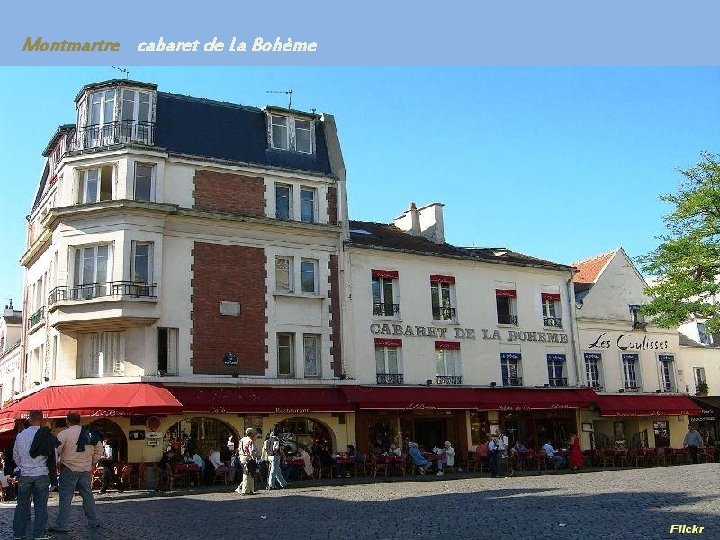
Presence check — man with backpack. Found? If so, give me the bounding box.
[265,429,287,490]
[48,413,103,533]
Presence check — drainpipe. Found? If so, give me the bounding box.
[566,273,583,387]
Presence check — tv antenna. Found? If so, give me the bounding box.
[111,66,130,79]
[267,89,293,109]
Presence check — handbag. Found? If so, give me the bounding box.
[245,458,258,475]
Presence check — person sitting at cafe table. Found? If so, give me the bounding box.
[209,444,235,483]
[334,444,358,478]
[408,442,432,475]
[542,440,565,470]
[297,445,314,478]
[389,444,402,457]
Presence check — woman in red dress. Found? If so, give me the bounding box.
[569,433,583,470]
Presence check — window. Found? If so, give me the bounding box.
[158,328,178,376]
[269,114,314,154]
[430,276,456,321]
[584,352,603,389]
[693,367,707,393]
[435,342,461,384]
[79,166,113,203]
[131,241,153,284]
[87,90,116,147]
[500,353,522,386]
[134,164,154,202]
[270,115,289,150]
[73,244,111,298]
[629,305,646,330]
[300,187,316,223]
[622,353,641,390]
[372,270,399,317]
[275,257,293,293]
[300,259,318,294]
[658,354,675,391]
[375,339,402,384]
[277,333,295,377]
[120,89,153,143]
[496,289,518,325]
[547,354,567,386]
[275,184,292,220]
[697,323,717,346]
[295,119,312,153]
[303,334,321,378]
[653,420,670,448]
[82,332,122,377]
[541,293,562,327]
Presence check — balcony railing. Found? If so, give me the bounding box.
[502,377,523,387]
[498,314,518,325]
[548,377,568,387]
[373,302,400,317]
[588,382,604,391]
[376,373,404,385]
[436,375,462,385]
[543,316,563,328]
[49,281,157,305]
[27,306,46,329]
[432,307,456,321]
[69,121,155,151]
[624,382,641,391]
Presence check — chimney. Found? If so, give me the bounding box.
[417,202,445,244]
[3,300,13,317]
[393,202,421,236]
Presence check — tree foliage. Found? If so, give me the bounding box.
[639,152,720,333]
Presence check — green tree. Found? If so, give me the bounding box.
[639,152,720,333]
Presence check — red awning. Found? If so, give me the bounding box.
[167,386,354,414]
[341,386,479,410]
[593,394,703,417]
[476,388,597,410]
[0,383,183,418]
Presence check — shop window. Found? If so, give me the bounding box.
[622,353,641,390]
[500,352,522,386]
[496,289,518,325]
[658,354,676,391]
[430,275,456,322]
[372,270,400,317]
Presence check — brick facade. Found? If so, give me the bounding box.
[327,185,338,224]
[328,254,343,376]
[191,242,266,375]
[193,170,265,216]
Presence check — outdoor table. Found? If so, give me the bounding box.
[378,454,405,475]
[171,462,201,486]
[333,455,356,477]
[670,447,688,465]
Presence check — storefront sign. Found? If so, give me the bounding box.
[275,407,310,414]
[588,332,670,351]
[482,329,568,343]
[405,402,438,411]
[370,323,476,339]
[129,430,146,440]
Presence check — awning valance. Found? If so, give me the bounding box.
[371,269,399,279]
[341,386,479,410]
[593,394,703,417]
[0,383,183,419]
[167,386,354,414]
[430,274,455,284]
[477,388,596,410]
[495,289,517,298]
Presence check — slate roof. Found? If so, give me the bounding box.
[347,220,573,271]
[154,92,332,175]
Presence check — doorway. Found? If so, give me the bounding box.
[414,418,447,450]
[89,418,127,463]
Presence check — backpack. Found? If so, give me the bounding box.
[264,437,275,456]
[76,426,103,452]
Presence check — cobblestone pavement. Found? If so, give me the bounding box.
[1,464,718,540]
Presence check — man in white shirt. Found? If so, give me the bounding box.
[542,440,565,469]
[208,445,234,483]
[488,431,508,478]
[12,410,51,540]
[265,430,287,490]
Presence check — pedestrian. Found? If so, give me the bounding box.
[569,433,584,470]
[48,412,103,533]
[12,410,52,540]
[235,428,258,495]
[683,424,703,464]
[488,430,509,478]
[265,429,288,490]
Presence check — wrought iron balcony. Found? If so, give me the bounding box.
[588,382,604,391]
[376,373,404,385]
[27,306,46,329]
[432,306,456,321]
[624,382,641,391]
[49,281,157,305]
[498,314,518,325]
[548,377,568,387]
[502,376,523,387]
[69,121,155,151]
[373,302,400,317]
[436,375,462,385]
[543,316,563,328]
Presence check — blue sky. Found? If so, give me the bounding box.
[1,67,719,308]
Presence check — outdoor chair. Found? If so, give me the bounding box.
[370,453,389,477]
[138,462,158,490]
[533,451,548,472]
[167,464,187,489]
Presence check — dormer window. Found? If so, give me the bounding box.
[269,113,314,154]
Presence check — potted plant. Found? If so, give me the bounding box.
[696,381,709,396]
